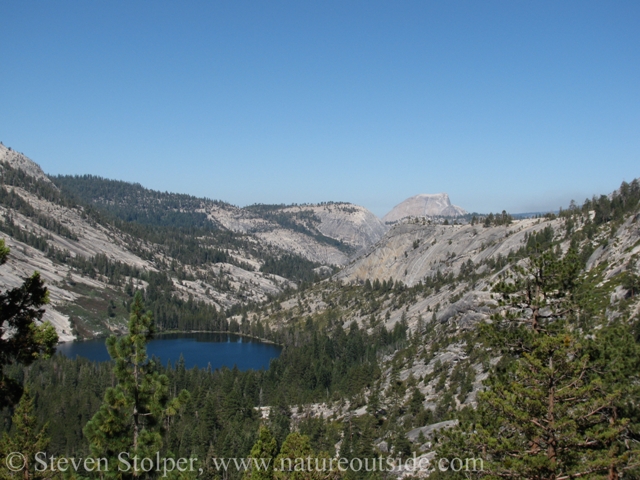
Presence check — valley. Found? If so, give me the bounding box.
[1,143,639,479]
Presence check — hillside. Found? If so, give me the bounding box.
[53,174,387,264]
[2,142,640,478]
[0,145,385,341]
[230,179,640,465]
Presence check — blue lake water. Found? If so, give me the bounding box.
[57,332,282,371]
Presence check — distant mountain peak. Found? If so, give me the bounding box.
[382,193,467,223]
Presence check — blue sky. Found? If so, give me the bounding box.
[1,1,638,216]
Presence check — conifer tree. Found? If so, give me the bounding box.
[0,389,50,480]
[586,323,640,479]
[490,248,580,336]
[472,328,630,478]
[273,432,337,480]
[83,291,190,478]
[268,394,291,449]
[243,425,278,480]
[434,247,640,479]
[0,239,58,408]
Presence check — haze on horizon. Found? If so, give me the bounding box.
[0,1,638,217]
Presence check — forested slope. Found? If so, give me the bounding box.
[2,141,639,478]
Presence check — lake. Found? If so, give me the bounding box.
[57,332,282,370]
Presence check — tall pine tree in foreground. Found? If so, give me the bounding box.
[434,248,640,479]
[84,291,189,478]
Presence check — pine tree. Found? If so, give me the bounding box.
[83,291,190,478]
[243,425,278,480]
[268,394,291,449]
[0,239,58,408]
[434,247,640,479]
[273,432,336,480]
[0,389,50,480]
[470,327,630,478]
[490,248,580,336]
[586,323,640,479]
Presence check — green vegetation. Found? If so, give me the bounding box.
[482,210,513,227]
[0,239,58,408]
[434,244,640,479]
[52,174,224,230]
[84,292,190,478]
[260,254,323,284]
[0,389,50,479]
[0,306,411,478]
[0,186,78,240]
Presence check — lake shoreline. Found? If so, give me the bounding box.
[59,330,282,347]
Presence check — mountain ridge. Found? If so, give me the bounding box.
[0,145,387,341]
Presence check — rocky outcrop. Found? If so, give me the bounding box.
[406,420,459,442]
[0,144,52,184]
[283,204,388,254]
[254,228,349,265]
[383,193,466,223]
[339,218,562,287]
[206,202,387,265]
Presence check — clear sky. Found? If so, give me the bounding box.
[1,1,638,217]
